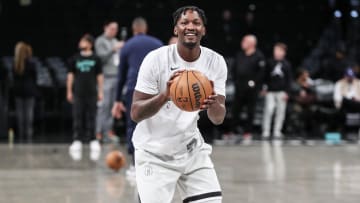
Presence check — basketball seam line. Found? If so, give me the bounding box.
[174,71,184,108]
[186,71,194,111]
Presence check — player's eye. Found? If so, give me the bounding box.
[193,21,201,26]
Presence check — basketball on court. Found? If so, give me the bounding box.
[106,150,126,171]
[170,70,213,112]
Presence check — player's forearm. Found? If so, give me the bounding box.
[207,102,226,125]
[131,93,168,123]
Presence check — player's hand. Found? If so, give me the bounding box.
[67,91,73,103]
[200,80,218,110]
[200,94,220,110]
[164,70,185,99]
[112,101,127,119]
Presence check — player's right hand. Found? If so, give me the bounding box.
[112,101,127,119]
[165,70,185,98]
[67,91,73,103]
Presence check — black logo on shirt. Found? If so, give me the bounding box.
[170,66,180,71]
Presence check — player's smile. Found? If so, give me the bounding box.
[184,32,198,41]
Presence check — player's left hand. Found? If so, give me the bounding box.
[200,94,220,110]
[200,80,218,110]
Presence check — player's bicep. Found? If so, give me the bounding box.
[132,90,157,103]
[213,56,228,97]
[134,52,159,95]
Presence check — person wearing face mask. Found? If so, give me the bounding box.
[67,34,103,161]
[95,21,124,143]
[261,43,292,141]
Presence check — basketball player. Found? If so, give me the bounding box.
[131,6,227,203]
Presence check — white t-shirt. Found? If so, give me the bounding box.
[133,44,228,156]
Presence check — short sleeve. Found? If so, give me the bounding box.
[67,56,76,73]
[213,56,228,97]
[134,51,159,95]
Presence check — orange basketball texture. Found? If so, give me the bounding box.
[170,70,213,112]
[106,150,126,171]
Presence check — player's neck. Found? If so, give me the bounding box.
[176,44,201,62]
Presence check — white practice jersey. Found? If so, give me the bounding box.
[133,44,228,156]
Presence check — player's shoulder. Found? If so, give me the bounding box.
[201,46,225,59]
[146,44,172,56]
[200,46,226,64]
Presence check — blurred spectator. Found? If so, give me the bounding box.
[67,34,103,160]
[12,42,37,141]
[95,21,124,143]
[333,67,360,111]
[111,17,163,177]
[232,34,266,140]
[216,9,239,57]
[168,36,178,45]
[291,69,317,139]
[0,62,8,136]
[261,43,292,140]
[319,43,353,82]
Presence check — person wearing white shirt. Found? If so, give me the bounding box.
[333,68,360,111]
[131,6,227,203]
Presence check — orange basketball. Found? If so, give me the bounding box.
[170,70,213,112]
[106,150,126,172]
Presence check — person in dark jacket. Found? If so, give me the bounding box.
[12,42,37,140]
[261,43,292,140]
[232,34,266,141]
[111,17,163,177]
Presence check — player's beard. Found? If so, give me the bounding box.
[182,41,197,49]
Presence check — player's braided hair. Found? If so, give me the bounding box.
[172,6,207,26]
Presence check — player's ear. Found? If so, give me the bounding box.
[202,27,206,36]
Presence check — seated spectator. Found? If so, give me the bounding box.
[333,67,360,112]
[291,69,317,139]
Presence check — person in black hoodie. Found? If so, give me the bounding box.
[261,42,292,140]
[12,42,37,140]
[232,34,266,140]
